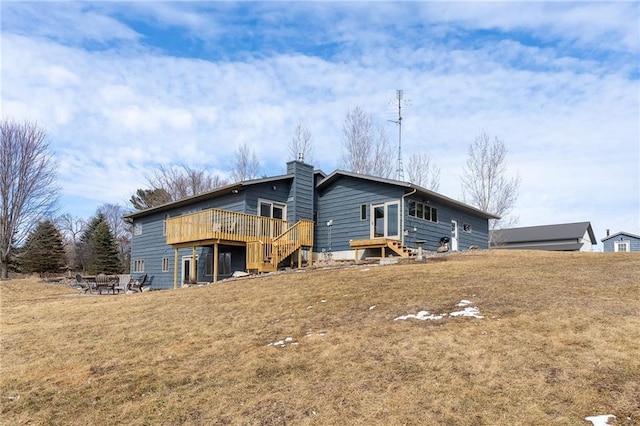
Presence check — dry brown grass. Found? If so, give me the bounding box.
[2,250,639,425]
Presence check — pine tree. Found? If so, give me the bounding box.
[19,220,66,276]
[78,214,121,275]
[89,221,121,274]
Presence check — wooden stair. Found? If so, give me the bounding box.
[349,238,415,261]
[247,220,314,273]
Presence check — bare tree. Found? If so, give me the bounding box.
[129,188,172,210]
[406,152,441,191]
[148,165,228,201]
[231,142,260,182]
[370,128,393,178]
[461,132,521,235]
[341,106,394,178]
[0,119,58,279]
[56,213,86,269]
[289,122,314,164]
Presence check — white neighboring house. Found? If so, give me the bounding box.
[601,230,640,252]
[490,222,597,252]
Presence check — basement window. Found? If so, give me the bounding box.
[133,259,145,272]
[463,223,472,233]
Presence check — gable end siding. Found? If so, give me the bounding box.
[603,234,640,252]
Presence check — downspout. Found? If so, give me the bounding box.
[401,187,417,246]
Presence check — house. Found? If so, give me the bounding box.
[490,222,596,251]
[125,161,498,290]
[601,230,640,252]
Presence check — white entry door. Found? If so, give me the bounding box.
[451,220,459,251]
[371,202,400,239]
[182,256,198,284]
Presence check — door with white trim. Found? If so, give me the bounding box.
[182,256,198,284]
[451,220,459,251]
[371,201,400,239]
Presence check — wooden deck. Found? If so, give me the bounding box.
[166,209,314,284]
[349,238,414,261]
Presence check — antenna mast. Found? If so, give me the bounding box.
[393,89,404,180]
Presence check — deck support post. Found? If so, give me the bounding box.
[191,246,197,283]
[354,248,359,264]
[213,243,219,283]
[298,248,302,268]
[173,247,179,289]
[381,246,385,258]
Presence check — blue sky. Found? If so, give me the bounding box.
[2,1,639,248]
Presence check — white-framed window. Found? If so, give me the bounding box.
[463,223,472,233]
[408,200,438,223]
[133,259,145,272]
[614,240,630,252]
[133,223,142,236]
[360,204,367,221]
[258,199,286,220]
[162,257,169,272]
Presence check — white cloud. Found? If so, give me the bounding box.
[1,2,638,236]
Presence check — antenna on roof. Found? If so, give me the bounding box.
[389,89,406,181]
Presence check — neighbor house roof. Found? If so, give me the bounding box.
[317,170,500,220]
[491,222,596,251]
[601,231,640,242]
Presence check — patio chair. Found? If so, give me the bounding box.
[114,274,132,294]
[74,274,91,293]
[128,274,148,292]
[95,274,116,295]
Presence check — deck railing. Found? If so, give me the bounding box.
[246,220,314,271]
[166,209,288,245]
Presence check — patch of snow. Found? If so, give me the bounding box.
[369,305,376,310]
[395,311,447,321]
[320,299,327,303]
[231,271,250,277]
[585,415,616,426]
[360,268,370,272]
[268,336,296,347]
[395,300,484,321]
[450,307,484,319]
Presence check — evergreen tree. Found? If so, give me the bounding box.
[19,220,66,276]
[78,214,121,274]
[89,221,121,274]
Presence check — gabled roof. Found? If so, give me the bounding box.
[601,230,640,242]
[124,173,294,220]
[317,170,499,220]
[491,222,596,248]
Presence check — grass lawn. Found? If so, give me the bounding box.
[1,250,639,425]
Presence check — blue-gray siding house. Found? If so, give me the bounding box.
[125,161,497,290]
[601,231,640,252]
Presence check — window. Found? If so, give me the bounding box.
[162,257,169,272]
[258,199,287,219]
[133,223,142,236]
[219,252,231,275]
[463,223,472,233]
[360,204,367,221]
[205,253,232,275]
[614,241,630,252]
[408,200,438,223]
[133,259,145,272]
